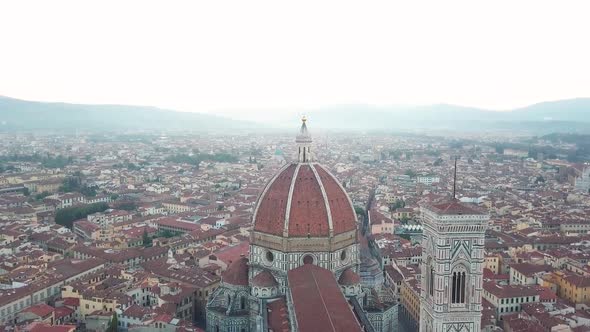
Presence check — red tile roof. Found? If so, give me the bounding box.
[338,268,360,286]
[253,164,297,236]
[287,264,362,332]
[62,297,80,307]
[427,199,486,215]
[510,263,553,277]
[253,163,356,238]
[267,298,290,332]
[222,257,249,286]
[22,303,54,317]
[28,323,75,332]
[251,270,278,287]
[54,306,74,319]
[314,165,357,235]
[211,242,249,266]
[288,165,330,236]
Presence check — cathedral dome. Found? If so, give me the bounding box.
[253,118,356,239]
[253,162,357,238]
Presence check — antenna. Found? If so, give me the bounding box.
[452,155,458,199]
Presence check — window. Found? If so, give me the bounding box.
[266,250,274,263]
[240,296,246,310]
[451,271,466,304]
[429,266,434,297]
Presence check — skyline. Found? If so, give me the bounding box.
[1,1,590,122]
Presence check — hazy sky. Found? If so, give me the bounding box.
[1,1,589,120]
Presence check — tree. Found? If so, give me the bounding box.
[59,177,82,193]
[35,191,51,200]
[388,199,405,212]
[160,229,177,238]
[142,229,152,248]
[117,201,137,211]
[55,202,109,229]
[404,169,417,178]
[107,312,118,332]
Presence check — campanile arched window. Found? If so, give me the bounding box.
[451,270,466,304]
[429,266,435,297]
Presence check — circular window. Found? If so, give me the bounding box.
[265,251,274,263]
[303,255,314,265]
[340,250,347,261]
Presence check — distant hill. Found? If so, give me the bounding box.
[0,96,253,131]
[0,96,589,133]
[302,98,590,133]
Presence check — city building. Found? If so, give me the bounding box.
[205,118,398,332]
[419,199,489,332]
[574,164,590,193]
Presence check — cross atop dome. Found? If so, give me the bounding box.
[296,116,313,162]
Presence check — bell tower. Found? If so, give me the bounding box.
[419,199,488,332]
[419,160,488,332]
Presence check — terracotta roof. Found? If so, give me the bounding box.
[54,307,74,319]
[287,264,362,332]
[28,323,75,332]
[253,164,296,236]
[267,298,290,332]
[426,199,486,215]
[483,281,540,299]
[253,163,356,237]
[22,303,54,317]
[338,268,360,286]
[251,270,278,287]
[510,263,553,277]
[62,297,80,307]
[211,242,249,265]
[369,209,393,225]
[222,257,249,286]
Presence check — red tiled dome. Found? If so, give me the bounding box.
[222,257,249,286]
[251,270,278,287]
[338,268,360,286]
[253,163,357,238]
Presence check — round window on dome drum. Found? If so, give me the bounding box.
[340,249,347,261]
[303,255,314,265]
[266,250,274,263]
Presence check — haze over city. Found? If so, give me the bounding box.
[2,0,590,122]
[1,2,590,332]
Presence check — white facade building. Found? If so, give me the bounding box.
[574,166,590,193]
[417,175,441,185]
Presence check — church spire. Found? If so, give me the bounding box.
[296,116,313,163]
